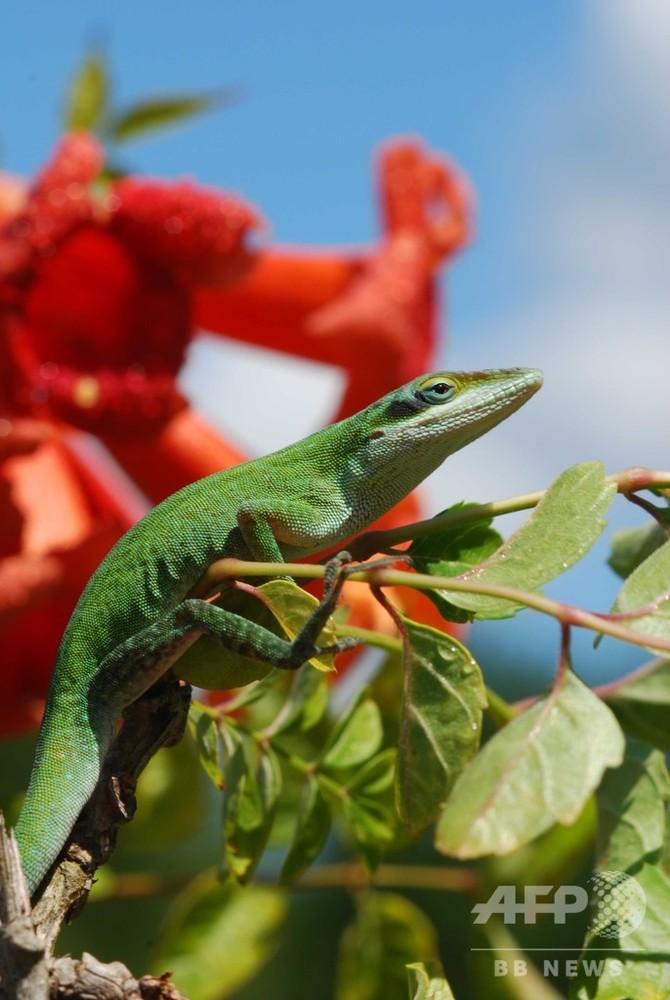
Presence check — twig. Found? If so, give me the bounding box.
[296,860,479,893]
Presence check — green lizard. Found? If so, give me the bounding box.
[14,367,542,895]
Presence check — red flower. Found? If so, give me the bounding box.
[196,139,472,418]
[0,421,142,735]
[1,132,258,441]
[0,132,472,736]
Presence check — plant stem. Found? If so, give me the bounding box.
[204,558,670,655]
[348,466,670,558]
[296,860,479,893]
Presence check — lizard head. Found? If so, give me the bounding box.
[352,367,543,494]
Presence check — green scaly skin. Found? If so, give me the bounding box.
[14,367,542,894]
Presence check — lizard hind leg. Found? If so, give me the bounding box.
[165,550,363,671]
[173,592,359,671]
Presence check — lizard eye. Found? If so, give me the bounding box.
[415,379,457,405]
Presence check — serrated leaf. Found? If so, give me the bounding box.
[64,51,109,131]
[336,892,441,1000]
[406,963,456,1000]
[279,776,332,883]
[187,701,224,788]
[409,504,503,622]
[109,88,234,143]
[608,510,670,579]
[396,618,486,834]
[604,658,670,750]
[221,730,281,882]
[608,541,670,651]
[321,689,383,771]
[435,669,624,858]
[596,741,670,872]
[152,874,286,1000]
[438,462,616,619]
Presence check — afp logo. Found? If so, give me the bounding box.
[472,871,646,937]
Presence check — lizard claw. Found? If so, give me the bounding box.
[323,549,413,601]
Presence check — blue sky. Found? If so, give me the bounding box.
[2,1,668,687]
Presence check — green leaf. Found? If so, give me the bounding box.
[613,863,670,956]
[279,776,332,883]
[573,865,670,999]
[178,630,271,690]
[482,923,566,999]
[604,658,670,750]
[320,689,384,771]
[587,745,670,995]
[596,741,670,872]
[109,88,234,144]
[608,509,670,579]
[329,748,398,870]
[406,963,456,1000]
[409,504,504,623]
[267,661,328,736]
[221,728,282,882]
[339,789,397,871]
[220,667,288,713]
[187,701,225,789]
[396,618,486,834]
[608,540,670,651]
[347,748,396,795]
[435,669,624,858]
[336,892,441,1000]
[152,874,287,1000]
[64,51,109,132]
[488,796,597,889]
[437,462,617,619]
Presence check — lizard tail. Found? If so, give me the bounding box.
[14,682,109,896]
